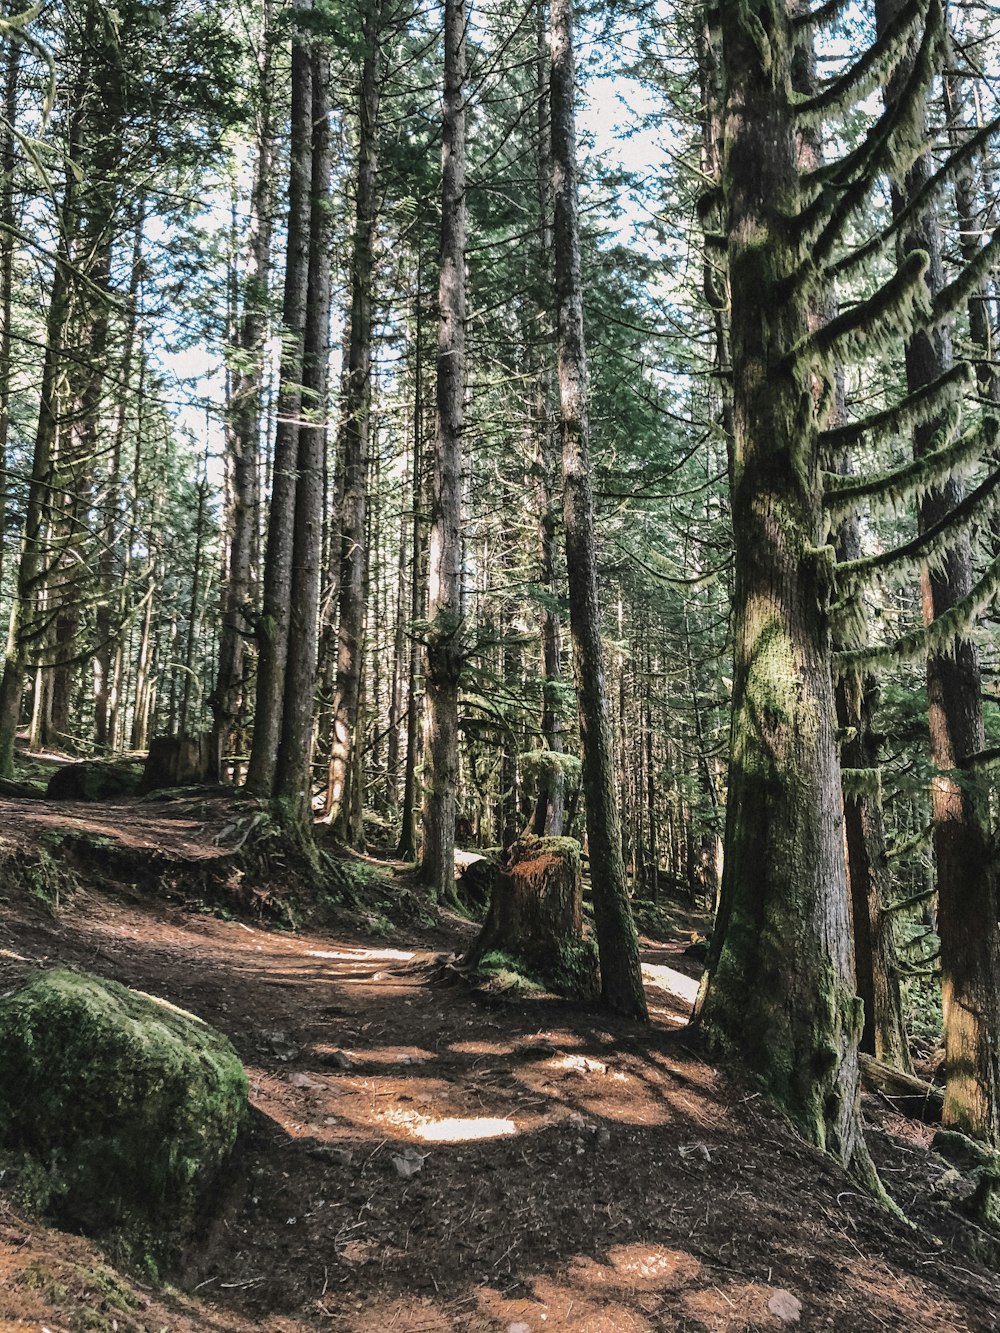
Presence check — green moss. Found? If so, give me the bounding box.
[551,937,601,1001]
[20,1255,140,1332]
[0,968,248,1273]
[477,950,545,995]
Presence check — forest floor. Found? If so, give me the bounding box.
[0,788,999,1331]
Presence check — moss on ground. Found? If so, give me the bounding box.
[0,968,248,1274]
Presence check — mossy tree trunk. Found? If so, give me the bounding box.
[211,0,274,778]
[275,40,333,824]
[696,0,868,1168]
[880,0,1000,1143]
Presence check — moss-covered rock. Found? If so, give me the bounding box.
[0,968,248,1273]
[46,760,144,802]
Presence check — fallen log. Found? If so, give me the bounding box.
[859,1051,943,1123]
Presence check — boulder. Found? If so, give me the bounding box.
[46,760,143,802]
[0,968,248,1272]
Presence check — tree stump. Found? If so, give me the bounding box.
[141,733,218,793]
[467,835,599,1000]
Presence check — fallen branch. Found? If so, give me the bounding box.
[859,1052,943,1123]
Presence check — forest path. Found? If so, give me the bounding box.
[0,825,998,1331]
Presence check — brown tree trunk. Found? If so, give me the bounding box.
[421,0,467,903]
[0,22,20,597]
[880,0,1000,1143]
[275,40,333,822]
[396,258,426,861]
[468,835,598,1000]
[247,11,312,796]
[326,2,382,839]
[212,0,274,776]
[696,0,867,1168]
[549,0,646,1020]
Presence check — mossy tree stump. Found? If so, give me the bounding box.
[467,835,599,1000]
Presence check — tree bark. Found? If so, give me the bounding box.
[275,39,333,822]
[212,0,274,776]
[549,0,646,1020]
[421,0,467,902]
[696,0,867,1168]
[880,0,1000,1144]
[326,2,382,839]
[247,11,312,796]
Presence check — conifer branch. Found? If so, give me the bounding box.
[821,362,970,454]
[931,228,1000,327]
[791,0,852,29]
[826,114,1000,283]
[836,564,1000,673]
[791,250,929,369]
[793,0,926,123]
[824,406,990,523]
[795,0,944,270]
[836,533,1000,674]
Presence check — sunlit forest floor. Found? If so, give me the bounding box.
[0,785,998,1331]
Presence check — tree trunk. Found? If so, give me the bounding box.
[421,0,467,903]
[326,3,381,839]
[0,23,21,597]
[696,0,867,1168]
[275,39,333,822]
[212,0,274,776]
[549,0,646,1021]
[880,0,1000,1143]
[247,10,312,796]
[467,835,599,1000]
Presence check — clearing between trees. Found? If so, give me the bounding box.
[0,793,998,1332]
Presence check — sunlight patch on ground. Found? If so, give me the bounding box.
[305,947,415,962]
[569,1243,702,1292]
[412,1115,518,1142]
[344,1296,451,1332]
[448,1039,515,1057]
[641,961,700,1010]
[329,1045,435,1067]
[480,1276,655,1333]
[647,1003,689,1029]
[549,1053,612,1075]
[380,1105,519,1142]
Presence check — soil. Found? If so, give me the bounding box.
[0,791,998,1332]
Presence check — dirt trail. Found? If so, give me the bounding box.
[0,813,998,1330]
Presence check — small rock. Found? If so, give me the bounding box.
[678,1142,712,1163]
[933,1167,965,1200]
[310,1146,353,1166]
[321,1049,355,1071]
[289,1071,324,1090]
[390,1147,425,1179]
[595,1127,611,1148]
[507,1323,531,1333]
[264,1031,300,1062]
[767,1289,802,1325]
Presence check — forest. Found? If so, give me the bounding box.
[3,0,1000,1326]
